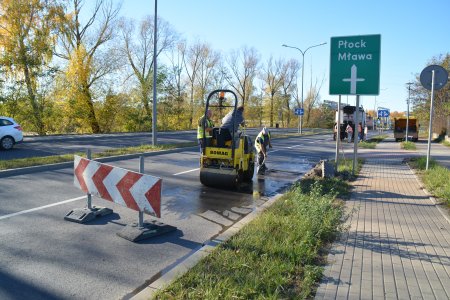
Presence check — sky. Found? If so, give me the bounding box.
[113,0,450,113]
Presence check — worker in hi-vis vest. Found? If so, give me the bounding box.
[197,109,214,152]
[254,126,272,175]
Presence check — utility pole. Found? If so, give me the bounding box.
[406,82,414,142]
[152,0,158,146]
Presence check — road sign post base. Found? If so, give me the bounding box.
[64,206,113,224]
[117,220,176,242]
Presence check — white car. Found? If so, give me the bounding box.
[0,116,23,150]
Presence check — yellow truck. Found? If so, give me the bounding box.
[394,117,419,142]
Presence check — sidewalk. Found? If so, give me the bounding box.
[315,138,450,299]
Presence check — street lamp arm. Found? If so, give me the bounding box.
[282,41,327,135]
[282,42,327,56]
[282,44,304,55]
[304,42,327,55]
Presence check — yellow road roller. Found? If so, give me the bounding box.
[199,89,255,189]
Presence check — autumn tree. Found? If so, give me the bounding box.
[261,56,285,127]
[164,41,189,128]
[196,44,221,106]
[119,14,177,129]
[410,53,450,135]
[304,76,325,126]
[183,41,204,127]
[225,46,260,107]
[56,0,121,133]
[0,0,59,134]
[279,59,300,127]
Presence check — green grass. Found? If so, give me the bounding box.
[0,143,196,171]
[367,134,388,143]
[358,141,376,149]
[401,141,416,150]
[155,179,348,299]
[334,158,364,181]
[409,157,450,206]
[357,134,388,149]
[442,140,450,147]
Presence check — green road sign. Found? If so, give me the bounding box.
[329,34,381,95]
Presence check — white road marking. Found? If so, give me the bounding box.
[0,196,86,221]
[173,168,200,176]
[285,145,302,149]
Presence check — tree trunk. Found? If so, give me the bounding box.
[189,86,194,128]
[82,85,100,133]
[285,96,291,127]
[22,64,45,135]
[270,94,274,127]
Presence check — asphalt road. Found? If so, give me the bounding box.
[414,139,450,169]
[0,133,337,300]
[0,128,309,161]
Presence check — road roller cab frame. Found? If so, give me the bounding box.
[199,89,255,189]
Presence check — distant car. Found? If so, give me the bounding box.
[0,116,23,150]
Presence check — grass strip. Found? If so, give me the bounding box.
[333,157,364,181]
[358,141,376,149]
[0,143,196,171]
[155,177,349,299]
[401,141,417,150]
[367,134,388,143]
[356,134,388,149]
[409,157,450,206]
[442,140,450,147]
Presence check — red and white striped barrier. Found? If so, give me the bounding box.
[74,156,162,218]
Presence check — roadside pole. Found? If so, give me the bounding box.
[406,82,413,141]
[419,65,448,170]
[335,95,341,169]
[426,70,435,170]
[353,95,360,175]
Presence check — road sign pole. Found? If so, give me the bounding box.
[298,115,300,134]
[419,64,448,170]
[86,149,92,209]
[406,82,413,141]
[426,70,435,170]
[139,156,145,228]
[335,95,341,169]
[353,95,360,175]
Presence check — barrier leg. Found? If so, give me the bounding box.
[117,156,176,242]
[64,149,113,224]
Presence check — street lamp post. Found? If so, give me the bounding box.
[406,82,413,142]
[373,88,387,130]
[282,42,327,134]
[152,0,158,146]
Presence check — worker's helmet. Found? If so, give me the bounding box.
[262,126,268,135]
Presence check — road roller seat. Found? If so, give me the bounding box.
[216,127,233,147]
[211,127,220,147]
